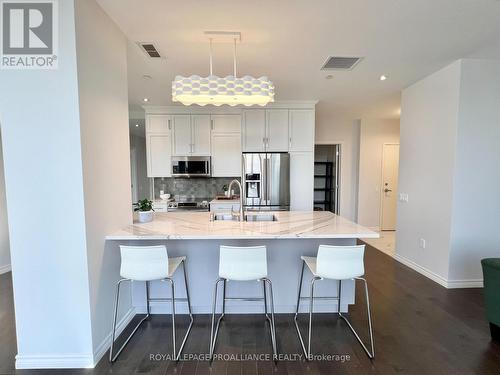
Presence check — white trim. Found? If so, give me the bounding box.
[16,354,94,369]
[143,101,318,114]
[15,307,136,369]
[134,301,350,314]
[394,253,483,289]
[0,264,11,274]
[92,307,136,366]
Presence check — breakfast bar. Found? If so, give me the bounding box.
[106,211,378,314]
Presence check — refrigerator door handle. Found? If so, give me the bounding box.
[267,155,272,206]
[260,153,266,205]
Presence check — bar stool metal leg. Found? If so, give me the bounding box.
[262,278,277,358]
[110,279,151,362]
[175,259,194,361]
[209,278,225,359]
[338,277,375,359]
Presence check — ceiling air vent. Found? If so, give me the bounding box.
[139,43,161,58]
[321,56,362,71]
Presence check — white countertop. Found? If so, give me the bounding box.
[106,211,378,240]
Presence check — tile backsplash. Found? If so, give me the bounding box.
[153,177,240,200]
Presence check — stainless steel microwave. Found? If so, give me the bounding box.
[171,156,211,177]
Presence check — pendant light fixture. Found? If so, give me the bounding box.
[172,32,274,107]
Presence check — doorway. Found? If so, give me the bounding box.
[380,143,399,230]
[314,144,341,214]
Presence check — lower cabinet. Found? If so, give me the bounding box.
[290,152,314,210]
[147,134,171,177]
[211,133,242,177]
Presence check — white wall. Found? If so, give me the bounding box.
[74,0,133,363]
[315,107,360,221]
[357,119,400,228]
[0,0,132,368]
[396,59,500,287]
[448,59,500,282]
[0,0,94,367]
[395,61,461,283]
[0,134,11,274]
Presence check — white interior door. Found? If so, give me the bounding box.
[380,144,400,230]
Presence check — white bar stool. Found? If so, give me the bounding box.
[294,244,374,359]
[109,245,193,362]
[209,245,277,360]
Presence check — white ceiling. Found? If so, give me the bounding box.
[96,0,500,120]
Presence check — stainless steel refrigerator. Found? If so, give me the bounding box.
[242,152,290,211]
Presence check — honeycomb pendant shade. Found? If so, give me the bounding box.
[172,74,275,106]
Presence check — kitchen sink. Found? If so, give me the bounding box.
[244,213,278,222]
[211,213,278,222]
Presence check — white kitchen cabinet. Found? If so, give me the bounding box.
[172,115,191,155]
[173,115,211,156]
[243,109,290,152]
[191,115,211,155]
[211,114,241,133]
[289,109,315,152]
[211,134,242,177]
[147,134,171,177]
[266,109,289,151]
[290,152,314,210]
[146,115,171,134]
[242,110,266,152]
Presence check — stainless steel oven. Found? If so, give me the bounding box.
[171,156,211,178]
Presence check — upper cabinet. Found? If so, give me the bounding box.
[172,114,211,156]
[242,110,266,152]
[191,115,211,155]
[242,109,290,152]
[145,103,316,179]
[266,109,289,151]
[147,134,171,177]
[289,109,315,152]
[211,114,241,134]
[145,115,172,178]
[146,115,171,134]
[211,115,242,177]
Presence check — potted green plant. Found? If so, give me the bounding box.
[134,198,154,223]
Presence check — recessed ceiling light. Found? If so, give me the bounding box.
[135,124,140,127]
[143,98,149,102]
[379,75,388,81]
[325,74,334,80]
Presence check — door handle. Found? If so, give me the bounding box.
[384,188,392,193]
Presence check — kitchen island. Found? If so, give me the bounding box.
[106,211,378,314]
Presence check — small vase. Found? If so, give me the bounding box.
[138,210,154,223]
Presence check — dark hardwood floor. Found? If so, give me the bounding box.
[2,244,500,375]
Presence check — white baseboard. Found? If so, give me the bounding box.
[135,300,350,314]
[92,307,136,366]
[394,253,483,289]
[15,307,136,369]
[16,354,94,369]
[0,264,11,274]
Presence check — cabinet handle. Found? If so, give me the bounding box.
[211,119,214,130]
[168,119,171,130]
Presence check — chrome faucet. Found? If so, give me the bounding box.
[228,179,244,221]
